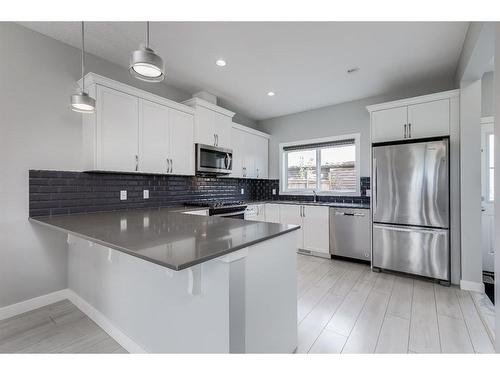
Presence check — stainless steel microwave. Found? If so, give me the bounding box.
[195,144,233,175]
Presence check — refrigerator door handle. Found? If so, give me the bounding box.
[373,223,447,234]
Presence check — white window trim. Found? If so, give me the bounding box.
[481,121,494,203]
[279,133,361,196]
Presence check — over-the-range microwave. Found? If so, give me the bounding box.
[195,143,233,175]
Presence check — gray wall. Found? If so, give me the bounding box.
[0,23,192,308]
[257,77,456,180]
[482,71,495,117]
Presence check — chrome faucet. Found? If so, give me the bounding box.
[313,190,317,203]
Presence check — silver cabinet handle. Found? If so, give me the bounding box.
[303,205,305,218]
[135,154,139,171]
[256,168,259,178]
[166,158,170,173]
[214,134,216,146]
[216,134,219,146]
[408,123,412,138]
[170,158,173,173]
[403,124,407,138]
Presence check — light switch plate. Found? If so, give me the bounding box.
[365,189,371,197]
[241,188,244,195]
[272,188,277,195]
[120,190,127,200]
[143,189,149,199]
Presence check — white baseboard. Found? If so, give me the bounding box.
[66,290,146,354]
[460,279,485,293]
[0,289,70,321]
[0,289,145,354]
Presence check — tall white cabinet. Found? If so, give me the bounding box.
[81,73,195,175]
[367,89,461,285]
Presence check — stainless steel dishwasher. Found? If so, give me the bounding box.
[329,207,370,261]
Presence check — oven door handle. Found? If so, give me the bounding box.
[212,210,246,217]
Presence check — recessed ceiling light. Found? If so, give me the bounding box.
[347,67,360,74]
[216,59,227,67]
[267,91,275,97]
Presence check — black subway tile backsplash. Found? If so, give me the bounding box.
[29,170,369,217]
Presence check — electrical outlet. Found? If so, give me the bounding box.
[241,188,244,195]
[143,189,149,199]
[272,188,277,195]
[120,190,127,200]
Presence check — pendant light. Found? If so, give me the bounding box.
[70,22,96,113]
[129,22,165,82]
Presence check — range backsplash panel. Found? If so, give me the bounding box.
[29,170,369,217]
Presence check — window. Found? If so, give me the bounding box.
[280,135,360,195]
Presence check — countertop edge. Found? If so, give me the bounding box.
[29,216,300,271]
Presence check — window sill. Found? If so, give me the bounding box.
[279,191,360,197]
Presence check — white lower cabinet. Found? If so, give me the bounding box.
[278,204,304,250]
[264,204,280,223]
[301,205,330,255]
[277,203,330,255]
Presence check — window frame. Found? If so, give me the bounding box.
[481,120,495,203]
[279,133,361,196]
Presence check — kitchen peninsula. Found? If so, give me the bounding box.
[30,207,299,353]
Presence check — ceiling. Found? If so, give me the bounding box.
[20,22,469,121]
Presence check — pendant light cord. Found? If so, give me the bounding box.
[81,21,86,93]
[146,21,150,49]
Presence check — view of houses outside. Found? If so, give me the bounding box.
[286,144,356,193]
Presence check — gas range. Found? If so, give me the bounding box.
[185,201,247,218]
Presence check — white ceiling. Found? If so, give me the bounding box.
[20,22,468,120]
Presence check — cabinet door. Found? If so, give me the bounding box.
[254,135,268,179]
[230,127,245,178]
[302,205,330,254]
[371,106,407,142]
[169,109,195,175]
[194,106,216,146]
[408,99,450,139]
[138,99,169,174]
[255,204,266,221]
[213,112,232,148]
[264,204,280,223]
[279,204,303,249]
[96,85,139,171]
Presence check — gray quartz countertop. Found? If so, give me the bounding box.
[29,207,299,271]
[247,200,370,210]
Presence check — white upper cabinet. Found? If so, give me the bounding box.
[213,111,232,149]
[138,100,194,175]
[368,90,459,143]
[230,127,246,177]
[407,99,450,139]
[168,109,195,175]
[371,106,407,142]
[230,123,270,179]
[302,205,330,254]
[81,73,195,175]
[139,99,169,174]
[254,135,269,179]
[95,85,139,172]
[183,98,234,149]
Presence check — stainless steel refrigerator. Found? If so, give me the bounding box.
[372,137,450,282]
